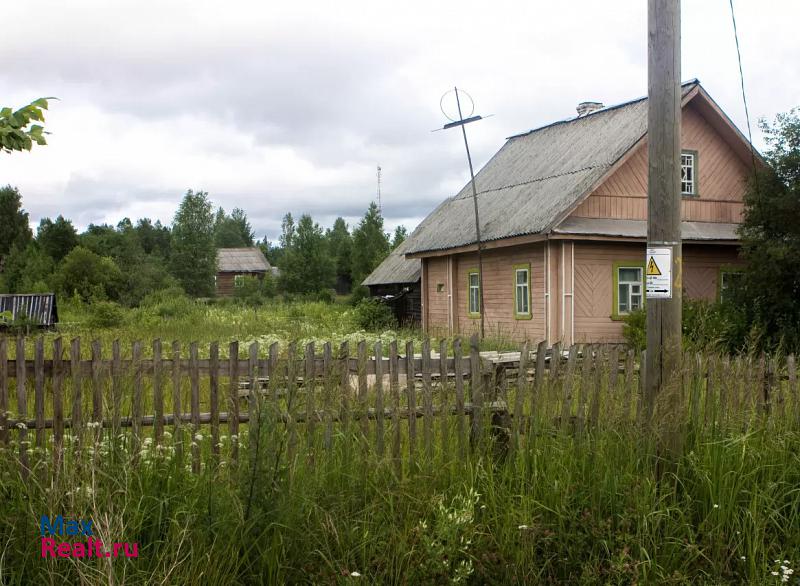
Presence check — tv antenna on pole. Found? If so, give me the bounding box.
[376,165,382,215]
[435,87,490,340]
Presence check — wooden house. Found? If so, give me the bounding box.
[402,80,757,344]
[362,239,422,325]
[215,248,271,297]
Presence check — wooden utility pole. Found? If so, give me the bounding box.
[645,0,682,420]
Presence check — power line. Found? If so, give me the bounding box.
[728,0,760,180]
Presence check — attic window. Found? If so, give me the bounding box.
[681,151,697,196]
[437,283,445,293]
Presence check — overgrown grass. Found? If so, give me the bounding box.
[2,384,800,584]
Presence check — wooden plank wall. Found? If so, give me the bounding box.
[571,101,750,223]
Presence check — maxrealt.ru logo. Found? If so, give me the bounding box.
[40,515,139,558]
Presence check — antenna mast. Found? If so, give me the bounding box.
[376,165,382,215]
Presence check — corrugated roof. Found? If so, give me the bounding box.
[553,217,740,241]
[362,239,421,286]
[404,82,699,255]
[0,294,58,326]
[217,248,271,273]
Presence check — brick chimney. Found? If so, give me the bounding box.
[576,101,604,117]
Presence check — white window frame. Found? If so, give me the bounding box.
[468,270,480,316]
[681,152,696,195]
[234,274,245,288]
[514,267,530,317]
[617,266,643,316]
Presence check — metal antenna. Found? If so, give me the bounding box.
[377,165,382,215]
[438,87,487,340]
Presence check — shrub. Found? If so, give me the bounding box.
[233,275,265,307]
[315,288,335,304]
[349,285,370,306]
[353,298,395,330]
[87,300,125,329]
[139,286,195,319]
[622,308,646,352]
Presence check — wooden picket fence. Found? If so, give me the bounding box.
[1,335,798,478]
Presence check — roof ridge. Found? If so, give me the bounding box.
[508,79,701,140]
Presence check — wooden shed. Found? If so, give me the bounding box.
[362,240,422,326]
[215,248,271,297]
[0,293,58,328]
[403,80,761,343]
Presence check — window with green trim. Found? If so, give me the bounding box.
[719,269,743,303]
[513,264,530,318]
[612,262,645,318]
[467,270,480,316]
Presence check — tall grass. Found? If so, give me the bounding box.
[2,372,799,584]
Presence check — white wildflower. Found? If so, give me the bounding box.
[772,571,780,576]
[194,433,203,442]
[518,525,529,530]
[740,556,746,561]
[350,571,361,577]
[713,504,719,509]
[16,422,27,430]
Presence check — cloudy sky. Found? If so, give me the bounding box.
[2,1,798,241]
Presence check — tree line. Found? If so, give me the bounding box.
[0,188,406,305]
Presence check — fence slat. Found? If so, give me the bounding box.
[52,338,64,471]
[560,345,578,428]
[590,345,603,427]
[624,349,635,423]
[152,340,163,445]
[323,342,333,452]
[338,341,350,447]
[131,341,143,461]
[35,337,45,450]
[286,342,298,464]
[422,338,433,461]
[0,338,7,447]
[229,341,240,466]
[357,341,368,443]
[90,340,103,446]
[111,340,121,443]
[172,341,183,465]
[439,339,449,464]
[788,355,798,425]
[406,340,417,459]
[71,338,83,451]
[469,335,482,448]
[248,342,259,456]
[16,337,29,477]
[374,341,384,459]
[512,341,529,454]
[209,342,220,462]
[390,341,401,473]
[190,342,200,474]
[453,338,465,460]
[305,341,317,458]
[531,340,546,428]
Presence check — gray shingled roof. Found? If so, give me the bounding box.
[404,82,699,255]
[553,217,740,241]
[217,248,270,272]
[362,239,421,286]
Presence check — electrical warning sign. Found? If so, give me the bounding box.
[646,247,672,299]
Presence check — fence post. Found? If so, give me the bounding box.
[189,342,200,474]
[469,335,482,449]
[229,341,240,467]
[512,341,529,455]
[0,338,7,447]
[171,341,183,466]
[209,342,220,464]
[90,340,103,450]
[305,341,316,459]
[421,338,433,462]
[560,345,578,429]
[16,337,29,478]
[131,340,143,462]
[357,340,368,444]
[35,337,46,451]
[405,340,417,460]
[439,339,449,463]
[152,339,163,446]
[531,340,546,431]
[53,338,64,472]
[248,341,259,457]
[374,341,384,459]
[389,341,401,474]
[322,342,333,452]
[71,337,83,452]
[788,355,798,427]
[453,338,465,460]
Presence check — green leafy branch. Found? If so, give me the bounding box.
[0,97,56,153]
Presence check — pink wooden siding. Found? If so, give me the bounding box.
[571,101,751,223]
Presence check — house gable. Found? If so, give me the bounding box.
[568,96,752,225]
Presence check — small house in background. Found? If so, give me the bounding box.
[362,239,422,326]
[216,248,271,296]
[0,293,59,328]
